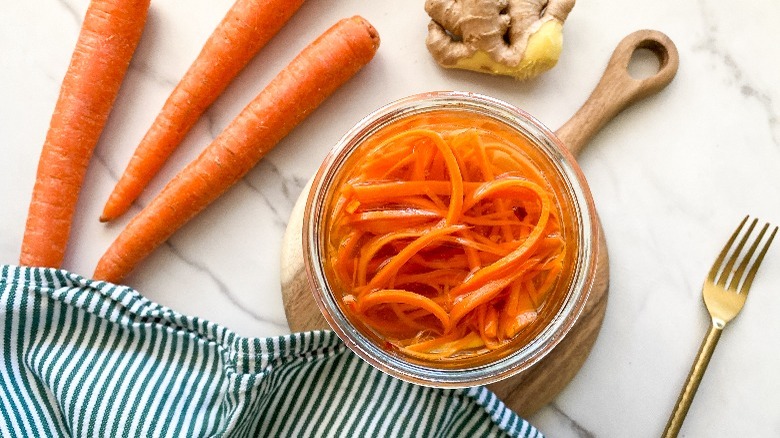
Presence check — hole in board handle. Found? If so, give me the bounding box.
[627,39,670,80]
[628,48,661,80]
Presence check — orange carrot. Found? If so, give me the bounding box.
[324,117,570,360]
[356,290,452,333]
[100,0,306,222]
[93,16,380,283]
[19,0,150,268]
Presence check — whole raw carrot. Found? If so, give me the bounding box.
[20,0,150,268]
[100,0,306,223]
[93,16,380,283]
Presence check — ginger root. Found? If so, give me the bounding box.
[425,0,575,79]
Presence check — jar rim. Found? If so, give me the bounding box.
[303,91,599,387]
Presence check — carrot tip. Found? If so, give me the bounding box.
[100,200,123,223]
[352,16,381,49]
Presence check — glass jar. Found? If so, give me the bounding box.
[303,91,599,387]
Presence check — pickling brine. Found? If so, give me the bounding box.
[322,110,578,362]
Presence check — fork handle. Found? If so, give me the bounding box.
[662,324,723,438]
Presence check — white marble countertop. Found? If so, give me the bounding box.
[3,0,780,436]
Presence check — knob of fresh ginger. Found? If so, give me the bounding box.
[425,0,575,79]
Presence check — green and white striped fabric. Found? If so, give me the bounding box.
[0,265,541,437]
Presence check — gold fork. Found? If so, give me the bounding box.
[663,216,778,437]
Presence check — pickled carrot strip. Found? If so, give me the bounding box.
[348,181,482,203]
[410,144,432,180]
[503,310,537,340]
[357,289,451,332]
[483,141,546,185]
[401,331,464,352]
[367,223,464,289]
[461,214,533,229]
[389,304,432,331]
[357,229,426,287]
[399,332,484,360]
[395,269,466,288]
[409,254,471,270]
[408,130,463,225]
[500,282,522,339]
[422,187,449,212]
[426,236,504,259]
[333,229,362,281]
[345,209,440,229]
[380,152,420,179]
[482,305,499,339]
[450,278,513,326]
[462,178,547,212]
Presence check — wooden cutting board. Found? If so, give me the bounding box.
[280,30,679,417]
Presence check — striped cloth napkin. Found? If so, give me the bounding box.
[0,265,542,437]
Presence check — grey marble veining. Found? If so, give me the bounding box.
[2,0,780,436]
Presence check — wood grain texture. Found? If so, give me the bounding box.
[280,30,678,416]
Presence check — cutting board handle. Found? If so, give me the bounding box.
[555,30,679,157]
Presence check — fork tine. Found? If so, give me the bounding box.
[728,223,769,292]
[708,216,748,283]
[737,225,778,294]
[716,217,758,287]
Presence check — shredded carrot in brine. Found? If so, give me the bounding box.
[324,112,572,361]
